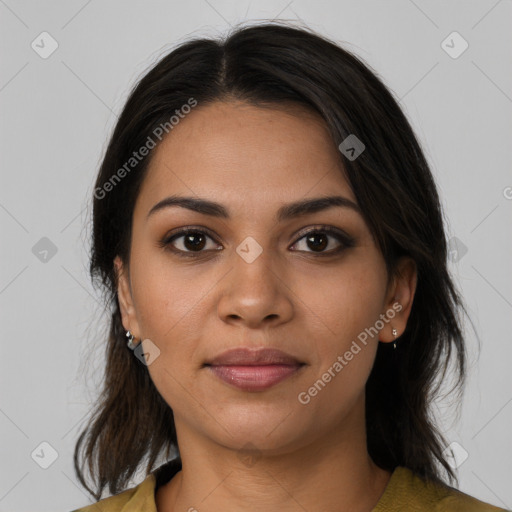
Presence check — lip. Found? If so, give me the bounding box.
[205,348,305,391]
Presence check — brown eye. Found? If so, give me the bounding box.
[181,232,207,251]
[305,232,329,252]
[160,228,222,257]
[290,227,355,255]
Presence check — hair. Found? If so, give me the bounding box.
[75,20,469,500]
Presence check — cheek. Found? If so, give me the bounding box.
[130,246,212,339]
[289,255,388,412]
[130,256,208,412]
[128,252,217,400]
[294,256,388,355]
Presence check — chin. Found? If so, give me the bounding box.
[206,403,308,451]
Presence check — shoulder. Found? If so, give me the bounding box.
[374,466,508,512]
[70,473,157,512]
[70,458,181,512]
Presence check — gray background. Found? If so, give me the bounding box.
[1,1,511,510]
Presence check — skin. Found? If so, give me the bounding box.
[115,100,417,512]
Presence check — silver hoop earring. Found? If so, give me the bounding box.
[126,330,137,350]
[392,328,398,350]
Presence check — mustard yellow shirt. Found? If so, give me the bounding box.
[71,463,508,511]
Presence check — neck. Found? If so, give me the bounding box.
[156,401,392,512]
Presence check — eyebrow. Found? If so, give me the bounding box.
[147,194,361,222]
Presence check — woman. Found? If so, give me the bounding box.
[71,22,506,511]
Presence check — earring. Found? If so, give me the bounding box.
[392,328,398,349]
[126,330,137,350]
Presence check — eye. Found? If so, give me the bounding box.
[159,225,355,258]
[290,226,355,255]
[159,228,221,257]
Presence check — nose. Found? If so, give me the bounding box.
[216,246,294,329]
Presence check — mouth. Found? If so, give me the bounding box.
[204,348,306,392]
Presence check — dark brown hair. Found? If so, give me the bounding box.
[75,21,468,500]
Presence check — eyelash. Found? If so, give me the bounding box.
[158,225,355,259]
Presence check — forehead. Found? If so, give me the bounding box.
[135,101,355,218]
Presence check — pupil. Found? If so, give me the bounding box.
[307,233,327,251]
[184,233,206,251]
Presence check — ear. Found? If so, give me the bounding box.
[379,256,417,343]
[114,255,141,344]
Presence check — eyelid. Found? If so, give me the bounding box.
[291,224,354,245]
[164,225,219,242]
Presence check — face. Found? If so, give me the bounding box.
[115,100,416,454]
